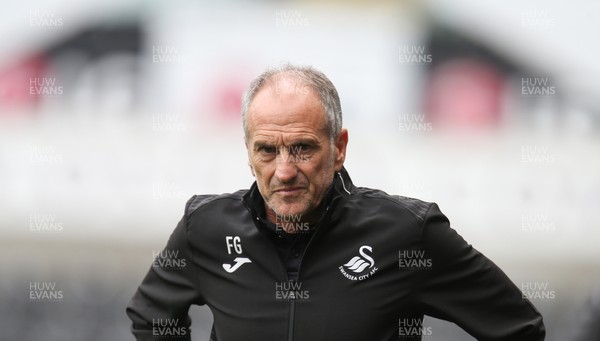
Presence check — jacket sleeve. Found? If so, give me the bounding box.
[416,203,545,340]
[126,196,204,341]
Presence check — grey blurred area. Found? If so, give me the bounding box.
[1,0,599,340]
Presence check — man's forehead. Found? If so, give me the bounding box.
[248,110,321,127]
[247,83,326,135]
[247,120,327,144]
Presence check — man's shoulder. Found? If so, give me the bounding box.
[184,190,249,217]
[352,186,433,224]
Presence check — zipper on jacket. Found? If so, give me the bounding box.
[288,300,295,341]
[242,190,344,341]
[243,203,296,340]
[287,199,339,341]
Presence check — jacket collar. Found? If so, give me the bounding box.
[333,166,354,197]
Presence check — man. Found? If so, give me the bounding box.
[127,64,545,340]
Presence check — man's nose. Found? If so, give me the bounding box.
[274,147,298,183]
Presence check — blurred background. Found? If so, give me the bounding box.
[1,0,599,340]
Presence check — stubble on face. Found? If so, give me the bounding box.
[245,75,337,226]
[264,147,334,223]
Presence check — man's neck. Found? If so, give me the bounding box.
[265,206,321,233]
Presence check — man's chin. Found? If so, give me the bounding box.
[268,202,310,219]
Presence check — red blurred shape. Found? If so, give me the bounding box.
[0,55,49,110]
[216,81,244,119]
[425,59,506,129]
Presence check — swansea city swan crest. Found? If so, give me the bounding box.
[339,245,379,281]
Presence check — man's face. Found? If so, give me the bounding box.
[245,76,347,222]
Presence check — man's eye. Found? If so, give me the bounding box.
[299,144,311,152]
[259,146,276,154]
[290,144,311,154]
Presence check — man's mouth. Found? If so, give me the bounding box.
[274,187,305,195]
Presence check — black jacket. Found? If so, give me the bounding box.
[126,168,545,340]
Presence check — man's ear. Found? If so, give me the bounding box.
[333,128,348,172]
[248,163,255,177]
[245,138,256,177]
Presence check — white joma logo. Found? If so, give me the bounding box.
[222,257,252,273]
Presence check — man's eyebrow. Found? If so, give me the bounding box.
[252,140,275,149]
[287,138,320,146]
[253,138,276,144]
[253,137,319,146]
